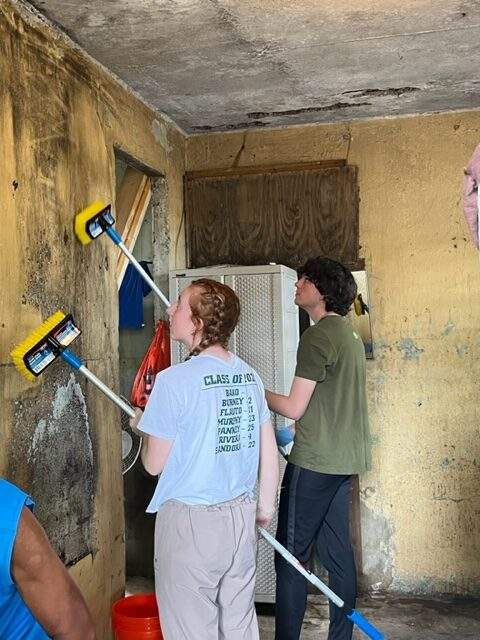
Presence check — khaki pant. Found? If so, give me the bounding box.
[154,494,259,640]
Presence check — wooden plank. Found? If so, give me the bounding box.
[115,167,148,235]
[185,159,345,180]
[186,166,360,270]
[115,167,152,286]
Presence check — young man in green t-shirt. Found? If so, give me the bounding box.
[266,257,371,640]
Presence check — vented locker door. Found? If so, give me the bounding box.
[224,273,290,602]
[281,269,299,407]
[226,273,282,429]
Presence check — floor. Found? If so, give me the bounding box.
[127,578,480,639]
[257,593,480,639]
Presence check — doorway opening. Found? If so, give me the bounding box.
[114,152,169,586]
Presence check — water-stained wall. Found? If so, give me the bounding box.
[0,1,185,636]
[186,111,480,596]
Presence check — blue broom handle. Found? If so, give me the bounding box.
[258,527,344,607]
[105,227,171,309]
[347,610,385,640]
[258,527,385,640]
[60,350,136,418]
[79,365,136,418]
[119,242,170,309]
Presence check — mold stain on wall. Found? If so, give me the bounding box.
[396,337,424,361]
[361,502,395,591]
[11,372,95,566]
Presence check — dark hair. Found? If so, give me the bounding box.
[298,257,357,316]
[188,279,240,356]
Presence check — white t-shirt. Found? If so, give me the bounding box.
[138,352,271,512]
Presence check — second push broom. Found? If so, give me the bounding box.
[11,311,136,420]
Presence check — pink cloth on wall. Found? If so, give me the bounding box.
[463,144,480,248]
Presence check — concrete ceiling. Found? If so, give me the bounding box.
[28,0,480,133]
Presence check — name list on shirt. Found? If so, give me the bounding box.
[202,372,258,455]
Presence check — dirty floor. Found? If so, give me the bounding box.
[257,593,480,639]
[127,578,480,639]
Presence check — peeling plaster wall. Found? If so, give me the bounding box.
[0,1,185,636]
[186,111,480,596]
[12,372,96,566]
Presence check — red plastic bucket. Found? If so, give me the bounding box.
[112,593,163,640]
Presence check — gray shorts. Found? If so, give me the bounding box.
[154,494,260,640]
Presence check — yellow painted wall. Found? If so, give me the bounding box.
[186,112,480,595]
[0,2,185,637]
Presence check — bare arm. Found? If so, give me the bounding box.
[130,408,173,476]
[265,376,317,421]
[256,420,280,528]
[12,508,95,640]
[141,435,173,475]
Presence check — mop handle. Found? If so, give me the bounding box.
[105,227,171,309]
[257,527,385,640]
[258,527,343,607]
[60,349,136,418]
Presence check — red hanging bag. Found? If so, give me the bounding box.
[130,320,171,408]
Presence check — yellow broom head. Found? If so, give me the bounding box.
[11,311,67,381]
[74,200,111,245]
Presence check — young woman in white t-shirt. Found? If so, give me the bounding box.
[131,278,279,640]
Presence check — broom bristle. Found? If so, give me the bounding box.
[10,311,66,381]
[74,200,106,245]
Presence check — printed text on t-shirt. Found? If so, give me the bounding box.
[201,372,258,455]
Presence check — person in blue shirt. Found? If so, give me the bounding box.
[130,278,279,640]
[0,478,95,640]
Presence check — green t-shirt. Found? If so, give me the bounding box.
[288,315,371,475]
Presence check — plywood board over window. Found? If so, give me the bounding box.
[184,163,361,271]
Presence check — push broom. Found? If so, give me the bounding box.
[258,527,385,640]
[74,200,170,309]
[10,311,136,420]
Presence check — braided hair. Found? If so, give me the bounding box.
[188,279,240,357]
